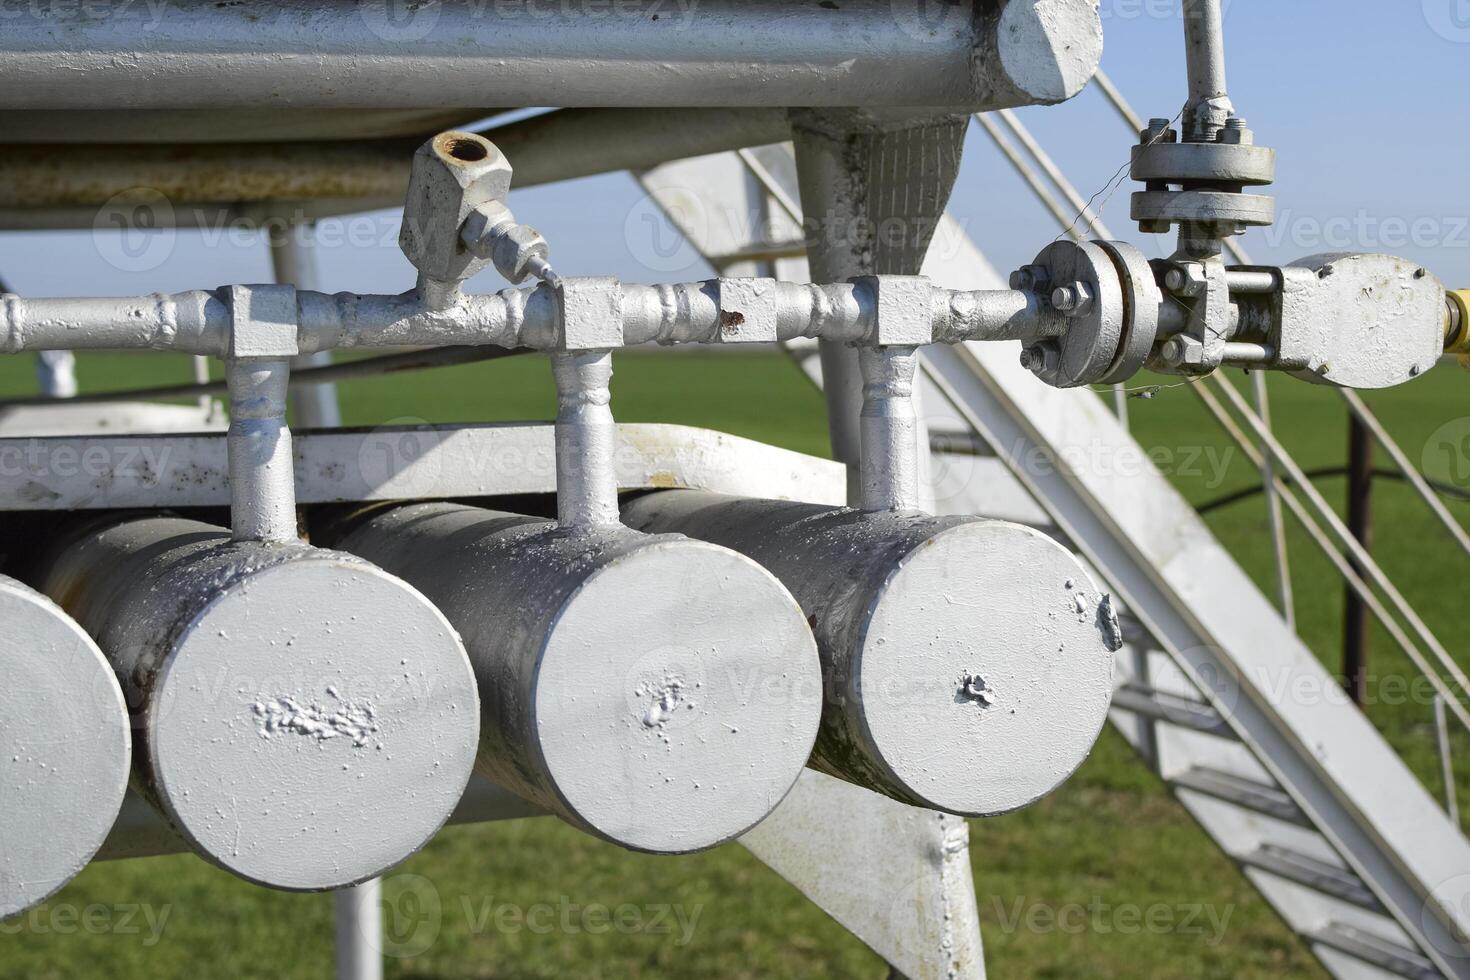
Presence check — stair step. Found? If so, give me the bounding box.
[1171,766,1312,828]
[1111,684,1236,739]
[1305,923,1440,979]
[1237,844,1385,913]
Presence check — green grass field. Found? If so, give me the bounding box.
[1,349,1465,979]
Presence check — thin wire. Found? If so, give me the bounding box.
[1050,106,1184,246]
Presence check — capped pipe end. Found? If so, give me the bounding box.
[852,518,1115,816]
[532,535,823,853]
[0,577,130,919]
[144,550,480,891]
[992,0,1104,106]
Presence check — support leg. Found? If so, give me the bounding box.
[779,110,983,979]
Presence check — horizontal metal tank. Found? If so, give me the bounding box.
[330,501,825,854]
[36,516,480,891]
[622,491,1120,816]
[0,574,131,917]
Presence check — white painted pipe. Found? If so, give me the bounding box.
[0,280,1061,356]
[622,492,1120,816]
[858,346,923,513]
[551,351,620,527]
[0,575,130,918]
[334,878,384,980]
[332,501,824,854]
[0,0,1101,110]
[226,359,297,543]
[36,516,481,891]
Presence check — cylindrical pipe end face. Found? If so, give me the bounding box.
[146,549,480,890]
[621,493,1117,817]
[533,536,822,853]
[854,519,1115,815]
[994,0,1103,105]
[0,577,130,918]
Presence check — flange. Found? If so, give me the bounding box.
[1095,240,1164,385]
[1020,240,1126,388]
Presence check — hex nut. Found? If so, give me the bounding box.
[717,278,779,343]
[557,277,624,351]
[399,132,513,284]
[492,224,551,285]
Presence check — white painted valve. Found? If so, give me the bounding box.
[333,502,825,854]
[37,517,480,892]
[622,492,1120,816]
[0,575,131,918]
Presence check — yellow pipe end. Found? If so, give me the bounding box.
[1448,290,1470,370]
[1448,289,1470,357]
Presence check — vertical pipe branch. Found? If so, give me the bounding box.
[551,350,620,527]
[858,345,922,513]
[1181,0,1233,140]
[226,357,297,542]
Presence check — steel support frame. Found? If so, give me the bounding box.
[790,108,984,980]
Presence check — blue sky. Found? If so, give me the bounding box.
[2,1,1467,297]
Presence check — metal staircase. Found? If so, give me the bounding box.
[636,138,1470,979]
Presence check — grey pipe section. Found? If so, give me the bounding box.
[0,0,1100,111]
[226,359,297,542]
[0,108,794,213]
[1182,0,1230,103]
[1181,0,1233,139]
[0,280,1059,356]
[34,515,482,891]
[858,346,922,512]
[551,351,620,527]
[330,501,823,854]
[621,491,1120,817]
